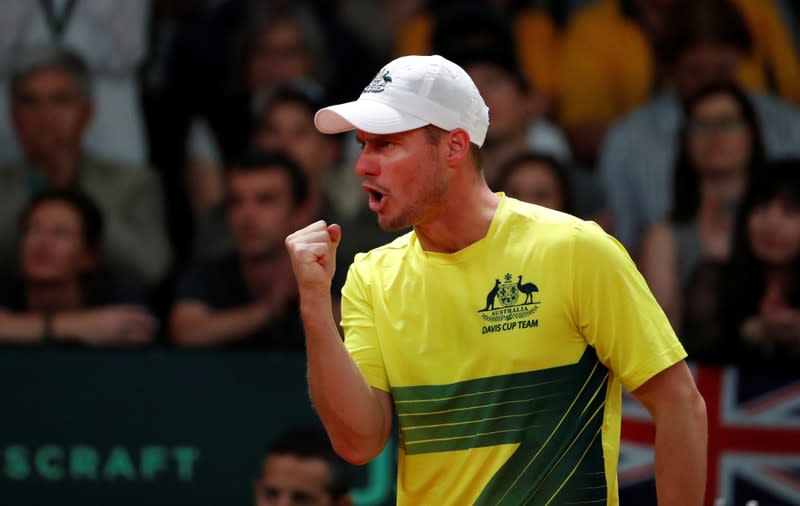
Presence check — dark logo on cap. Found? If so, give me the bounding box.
[363,70,392,94]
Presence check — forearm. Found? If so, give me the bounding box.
[171,304,268,346]
[653,388,708,505]
[301,292,390,464]
[0,312,93,343]
[0,312,48,343]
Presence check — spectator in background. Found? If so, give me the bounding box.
[192,84,399,292]
[251,85,399,297]
[0,0,150,166]
[714,160,800,370]
[0,190,156,346]
[447,46,570,188]
[495,152,574,215]
[160,3,355,263]
[560,0,800,164]
[599,0,800,255]
[254,428,353,506]
[170,151,308,349]
[394,0,562,113]
[640,85,764,346]
[0,47,172,291]
[252,86,341,223]
[449,45,611,222]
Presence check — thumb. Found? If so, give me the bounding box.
[328,223,342,248]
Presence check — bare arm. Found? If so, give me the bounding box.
[632,361,707,506]
[639,223,682,329]
[0,306,155,345]
[169,301,271,347]
[286,221,393,464]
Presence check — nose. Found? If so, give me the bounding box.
[354,151,380,178]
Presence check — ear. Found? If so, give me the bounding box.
[444,128,470,166]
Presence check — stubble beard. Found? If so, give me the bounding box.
[378,165,449,232]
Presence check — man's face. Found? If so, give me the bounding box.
[465,62,527,144]
[673,44,742,98]
[248,20,314,89]
[252,101,336,179]
[227,168,297,259]
[11,68,92,162]
[254,454,334,506]
[503,160,566,212]
[354,127,449,231]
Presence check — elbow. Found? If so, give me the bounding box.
[169,320,200,347]
[691,388,708,429]
[331,438,385,466]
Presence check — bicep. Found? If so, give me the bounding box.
[631,361,699,416]
[640,224,680,319]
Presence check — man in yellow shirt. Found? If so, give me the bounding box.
[286,55,707,505]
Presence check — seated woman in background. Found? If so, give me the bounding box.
[639,84,764,351]
[715,160,800,369]
[495,152,574,214]
[0,190,156,346]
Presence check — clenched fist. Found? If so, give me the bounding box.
[285,220,342,294]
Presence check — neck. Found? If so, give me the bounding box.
[31,151,81,188]
[765,265,793,293]
[699,169,748,201]
[27,278,83,312]
[414,176,501,254]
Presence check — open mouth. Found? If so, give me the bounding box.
[363,184,387,211]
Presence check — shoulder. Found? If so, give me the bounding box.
[0,160,25,176]
[351,231,414,266]
[83,155,161,188]
[501,197,608,252]
[750,92,800,119]
[610,96,678,134]
[181,253,239,281]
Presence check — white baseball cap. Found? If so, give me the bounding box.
[314,54,490,147]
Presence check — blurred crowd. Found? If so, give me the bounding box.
[0,0,798,373]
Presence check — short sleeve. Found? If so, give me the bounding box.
[569,222,687,392]
[340,261,390,392]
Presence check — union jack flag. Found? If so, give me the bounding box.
[619,364,800,506]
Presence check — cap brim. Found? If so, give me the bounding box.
[314,99,429,135]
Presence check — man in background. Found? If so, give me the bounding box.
[170,150,309,349]
[254,428,353,506]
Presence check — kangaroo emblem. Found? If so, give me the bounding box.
[482,279,501,311]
